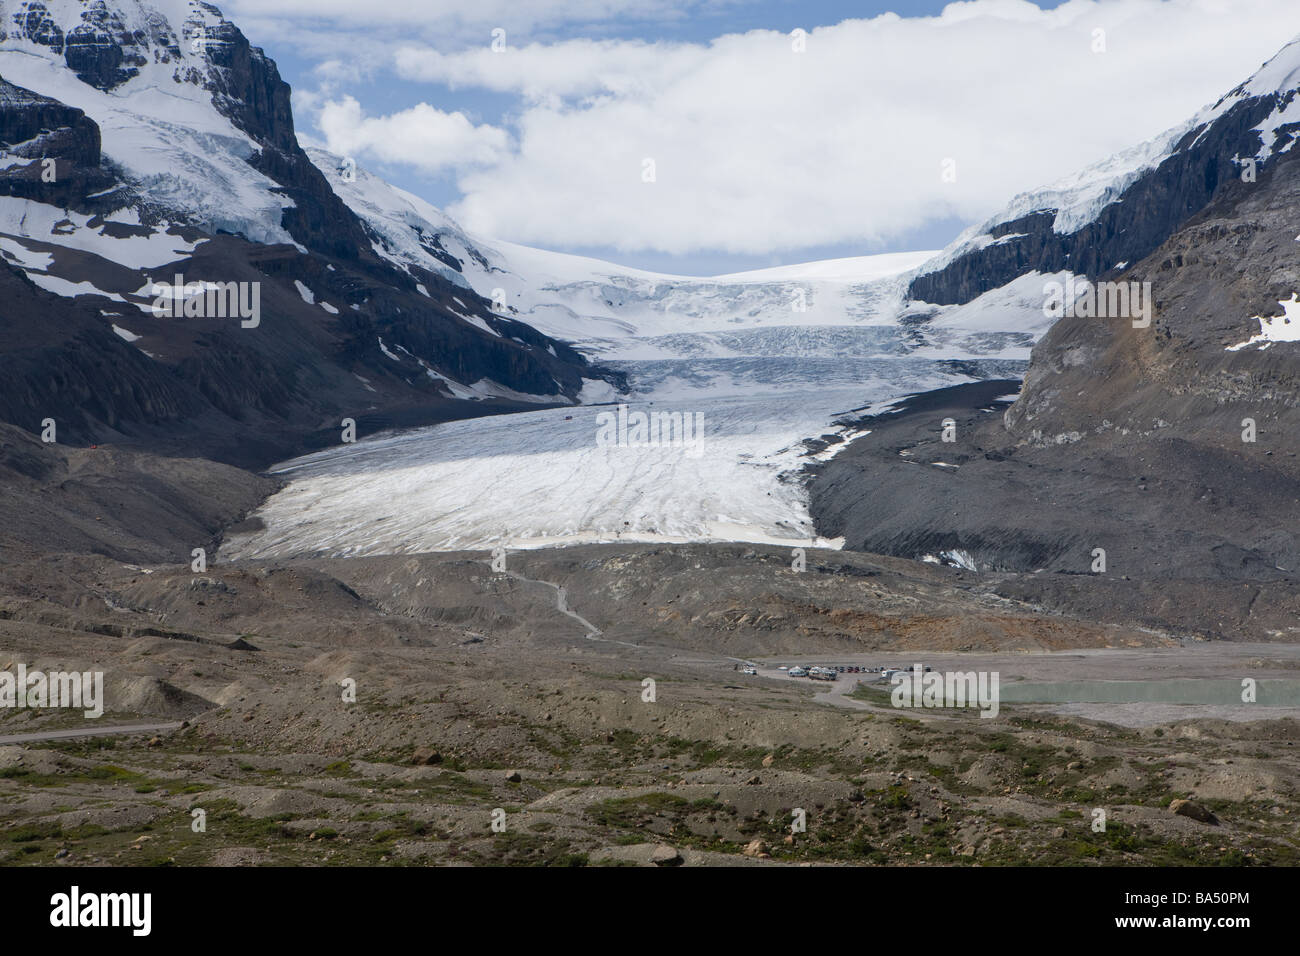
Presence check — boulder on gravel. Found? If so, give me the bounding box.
[650,845,683,867]
[1169,798,1219,825]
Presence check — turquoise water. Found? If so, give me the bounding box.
[999,679,1300,707]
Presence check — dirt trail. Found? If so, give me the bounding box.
[0,722,182,745]
[497,565,642,649]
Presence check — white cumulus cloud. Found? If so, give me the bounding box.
[315,96,509,174]
[312,0,1300,255]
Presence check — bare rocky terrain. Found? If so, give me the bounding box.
[0,433,1296,868]
[807,381,1300,642]
[2,4,1298,872]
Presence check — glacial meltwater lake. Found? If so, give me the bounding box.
[999,679,1300,707]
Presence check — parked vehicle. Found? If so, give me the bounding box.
[788,666,808,677]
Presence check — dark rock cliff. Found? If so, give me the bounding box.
[0,76,116,207]
[909,71,1300,306]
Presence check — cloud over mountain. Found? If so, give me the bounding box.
[303,0,1300,256]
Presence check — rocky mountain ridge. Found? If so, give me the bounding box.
[812,41,1300,609]
[908,35,1300,308]
[0,0,618,466]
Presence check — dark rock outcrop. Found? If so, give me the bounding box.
[0,76,116,207]
[0,232,607,469]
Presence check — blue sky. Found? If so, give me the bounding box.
[228,0,1300,274]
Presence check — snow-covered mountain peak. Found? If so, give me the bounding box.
[0,0,299,243]
[305,145,482,292]
[3,0,230,93]
[1239,31,1300,98]
[910,33,1300,307]
[0,0,613,444]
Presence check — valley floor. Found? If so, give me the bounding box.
[1,541,1296,867]
[1,361,1295,867]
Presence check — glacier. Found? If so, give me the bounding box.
[0,1,1064,559]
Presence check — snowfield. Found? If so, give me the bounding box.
[1227,293,1300,350]
[307,147,961,348]
[0,200,203,271]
